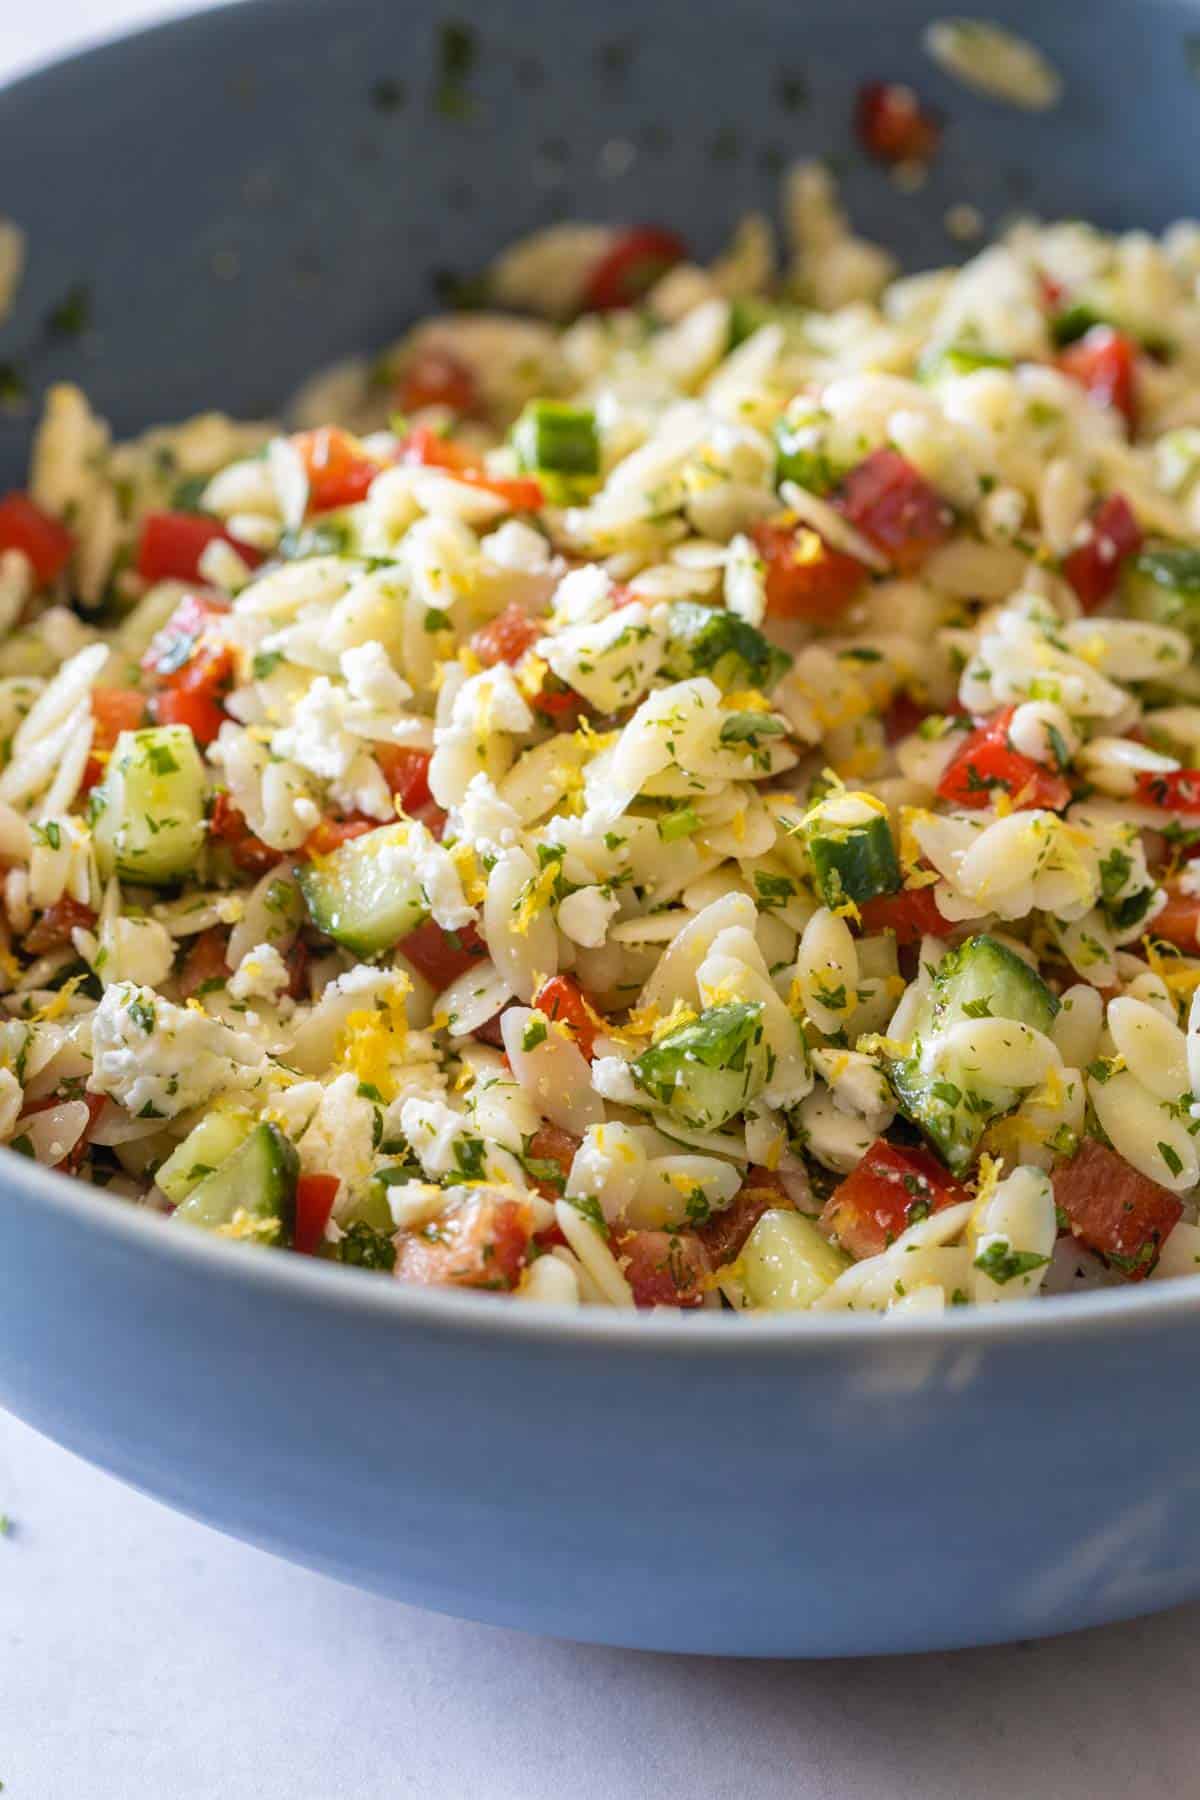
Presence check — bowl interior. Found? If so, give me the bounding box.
[2,0,1200,480]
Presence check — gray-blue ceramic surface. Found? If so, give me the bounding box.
[3,0,1200,1656]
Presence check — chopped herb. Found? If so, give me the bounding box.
[521,1016,548,1052]
[974,1240,1050,1285]
[337,1220,396,1271]
[1158,1141,1184,1178]
[658,805,700,843]
[435,20,477,118]
[127,995,156,1035]
[252,650,283,679]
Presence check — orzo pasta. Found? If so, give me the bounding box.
[4,172,1200,1317]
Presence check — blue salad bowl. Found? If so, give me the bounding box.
[3,0,1200,1656]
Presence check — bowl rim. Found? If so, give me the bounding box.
[3,0,1200,1360]
[7,1144,1200,1355]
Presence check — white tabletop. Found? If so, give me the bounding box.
[3,5,1200,1796]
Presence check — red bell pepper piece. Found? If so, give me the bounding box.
[396,919,487,989]
[294,1172,340,1256]
[1134,770,1200,813]
[468,602,542,668]
[1057,326,1137,431]
[0,491,74,584]
[83,687,148,789]
[581,226,687,312]
[531,974,601,1060]
[834,448,954,573]
[177,927,230,999]
[399,426,543,511]
[1061,493,1142,612]
[751,519,867,621]
[136,512,262,584]
[821,1138,969,1260]
[937,704,1072,812]
[292,426,382,513]
[373,745,434,815]
[22,896,96,958]
[857,885,951,945]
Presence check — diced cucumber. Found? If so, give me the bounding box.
[172,1122,298,1243]
[662,600,792,693]
[738,1209,849,1309]
[91,725,208,886]
[1122,545,1200,645]
[631,1001,769,1131]
[886,935,1060,1172]
[917,344,1013,381]
[298,824,428,956]
[156,1110,254,1205]
[512,401,599,478]
[729,298,810,350]
[803,791,900,908]
[772,406,838,494]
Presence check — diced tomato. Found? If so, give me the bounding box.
[883,690,929,743]
[0,491,74,585]
[581,226,688,312]
[1147,883,1200,951]
[696,1166,794,1269]
[209,793,285,875]
[141,591,230,677]
[858,884,951,946]
[471,1009,510,1050]
[287,937,310,1002]
[937,704,1072,812]
[395,1193,532,1291]
[152,644,235,746]
[1134,770,1200,814]
[22,896,96,958]
[1057,326,1138,431]
[835,449,954,574]
[292,426,382,513]
[373,745,433,814]
[609,583,641,609]
[22,1090,107,1174]
[1037,271,1066,311]
[1061,493,1142,613]
[821,1138,969,1260]
[469,602,542,668]
[302,815,375,858]
[396,346,479,416]
[135,512,262,585]
[177,926,229,999]
[531,974,601,1060]
[525,1124,581,1200]
[615,1227,712,1308]
[83,687,147,789]
[396,919,487,989]
[751,519,867,621]
[399,426,543,511]
[1053,1139,1182,1279]
[854,80,941,164]
[294,1172,340,1256]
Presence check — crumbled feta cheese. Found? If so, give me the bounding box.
[556,884,620,949]
[340,640,413,712]
[446,774,523,858]
[397,1096,528,1189]
[228,942,292,1004]
[480,519,553,573]
[553,563,614,625]
[89,983,265,1119]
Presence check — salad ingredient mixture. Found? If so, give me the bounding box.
[4,160,1200,1318]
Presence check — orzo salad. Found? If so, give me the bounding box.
[5,164,1200,1317]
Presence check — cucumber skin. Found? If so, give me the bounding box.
[809,815,900,908]
[92,725,208,887]
[298,825,428,957]
[886,935,1059,1173]
[173,1122,299,1244]
[1122,548,1200,643]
